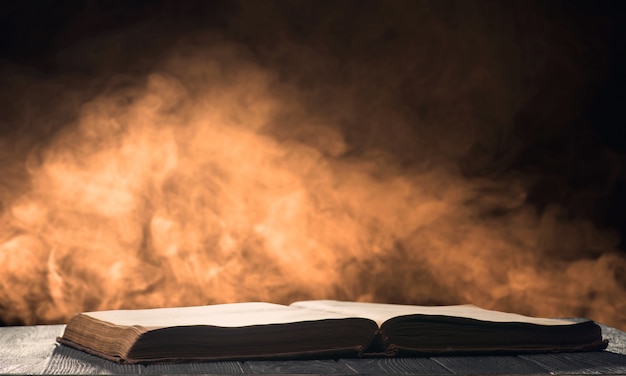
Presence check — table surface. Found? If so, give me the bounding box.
[2,323,626,375]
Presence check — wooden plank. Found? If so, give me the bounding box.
[602,324,626,355]
[520,351,626,375]
[44,345,143,374]
[242,359,356,374]
[340,357,454,375]
[431,355,550,375]
[0,325,64,374]
[142,361,245,374]
[46,345,245,374]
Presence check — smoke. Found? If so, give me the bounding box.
[0,1,624,328]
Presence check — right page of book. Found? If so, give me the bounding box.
[290,300,576,327]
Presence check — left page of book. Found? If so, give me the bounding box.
[82,302,368,329]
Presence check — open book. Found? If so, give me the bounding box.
[57,300,608,364]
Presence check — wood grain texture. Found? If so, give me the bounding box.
[520,352,626,375]
[339,357,454,374]
[44,345,143,374]
[142,361,245,374]
[46,345,245,374]
[0,325,63,374]
[603,325,626,355]
[431,355,550,375]
[242,359,355,374]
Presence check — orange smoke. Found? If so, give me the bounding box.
[0,2,624,330]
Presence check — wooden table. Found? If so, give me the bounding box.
[2,324,626,375]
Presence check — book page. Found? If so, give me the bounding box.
[290,300,576,327]
[84,302,368,329]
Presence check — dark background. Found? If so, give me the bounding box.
[1,0,624,246]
